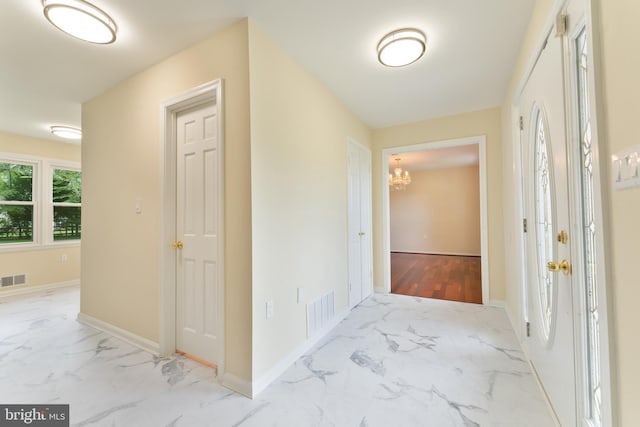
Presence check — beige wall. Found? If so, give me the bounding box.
[390,166,480,255]
[247,21,371,379]
[0,131,81,293]
[596,0,640,423]
[373,108,504,299]
[81,20,252,382]
[0,132,81,161]
[502,0,640,423]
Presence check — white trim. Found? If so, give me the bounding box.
[390,250,481,257]
[0,241,80,254]
[504,303,519,338]
[251,307,351,398]
[159,80,226,376]
[0,279,79,298]
[529,360,563,427]
[486,299,506,309]
[381,135,490,304]
[77,312,160,355]
[220,373,253,399]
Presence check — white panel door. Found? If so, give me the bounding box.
[348,141,373,308]
[176,101,220,365]
[520,32,576,426]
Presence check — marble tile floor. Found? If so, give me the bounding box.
[0,285,555,427]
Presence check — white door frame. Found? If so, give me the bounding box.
[159,80,225,375]
[381,135,490,304]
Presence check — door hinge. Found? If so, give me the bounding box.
[555,14,568,37]
[526,321,531,337]
[519,116,524,131]
[523,218,528,233]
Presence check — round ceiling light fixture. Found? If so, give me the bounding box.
[50,126,82,140]
[42,0,117,44]
[377,28,426,67]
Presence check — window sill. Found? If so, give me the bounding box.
[0,241,80,254]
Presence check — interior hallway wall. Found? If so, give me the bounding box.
[248,20,372,381]
[82,19,252,382]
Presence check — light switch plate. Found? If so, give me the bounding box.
[612,144,640,191]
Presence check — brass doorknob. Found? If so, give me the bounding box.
[358,232,365,236]
[547,259,571,275]
[172,241,183,249]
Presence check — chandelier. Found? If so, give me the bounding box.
[389,158,412,190]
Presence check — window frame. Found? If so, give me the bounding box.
[47,162,82,245]
[0,152,80,253]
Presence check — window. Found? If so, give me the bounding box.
[576,27,602,426]
[534,109,555,342]
[0,154,81,250]
[0,162,35,244]
[52,168,81,241]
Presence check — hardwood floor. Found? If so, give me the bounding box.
[391,252,482,304]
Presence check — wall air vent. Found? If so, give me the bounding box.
[306,290,335,338]
[1,274,27,287]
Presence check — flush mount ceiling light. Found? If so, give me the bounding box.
[377,28,426,67]
[42,0,117,44]
[50,126,82,140]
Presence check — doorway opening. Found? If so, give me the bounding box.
[382,136,489,304]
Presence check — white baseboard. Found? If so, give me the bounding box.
[503,302,524,343]
[220,373,253,398]
[77,312,160,356]
[486,299,505,308]
[390,250,481,257]
[0,279,79,298]
[251,307,351,398]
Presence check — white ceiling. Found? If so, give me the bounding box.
[0,0,535,143]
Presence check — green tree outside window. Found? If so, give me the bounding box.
[52,169,81,240]
[0,162,34,243]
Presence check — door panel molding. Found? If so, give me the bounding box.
[159,80,225,375]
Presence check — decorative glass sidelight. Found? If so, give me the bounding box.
[534,109,555,342]
[576,27,602,425]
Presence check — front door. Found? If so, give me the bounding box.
[175,101,221,365]
[520,30,576,426]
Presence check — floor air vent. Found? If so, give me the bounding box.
[306,290,335,338]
